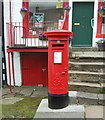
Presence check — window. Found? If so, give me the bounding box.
[96,1,105,38]
[22,1,64,38]
[102,17,105,34]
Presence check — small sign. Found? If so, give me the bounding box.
[56,0,63,8]
[74,23,80,25]
[54,52,62,63]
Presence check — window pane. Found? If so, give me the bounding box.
[102,18,105,34]
[28,2,63,35]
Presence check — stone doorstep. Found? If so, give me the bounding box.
[69,91,105,105]
[69,47,98,51]
[68,81,101,88]
[68,70,105,75]
[34,99,85,118]
[69,91,105,100]
[71,51,105,58]
[69,61,105,65]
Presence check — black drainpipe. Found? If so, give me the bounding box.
[2,1,7,85]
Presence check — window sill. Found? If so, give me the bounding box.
[96,34,105,38]
[22,34,39,38]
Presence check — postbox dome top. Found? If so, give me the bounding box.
[44,29,73,36]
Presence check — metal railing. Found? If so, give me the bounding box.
[7,21,59,47]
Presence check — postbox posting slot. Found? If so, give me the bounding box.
[52,44,64,47]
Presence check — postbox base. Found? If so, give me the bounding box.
[48,92,69,109]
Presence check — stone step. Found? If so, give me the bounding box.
[69,61,105,65]
[68,70,105,83]
[69,47,98,52]
[69,81,101,88]
[69,58,105,62]
[69,62,105,72]
[69,91,105,105]
[70,51,105,58]
[68,81,102,93]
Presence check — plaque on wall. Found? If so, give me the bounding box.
[33,13,44,28]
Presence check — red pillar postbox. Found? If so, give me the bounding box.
[45,29,73,109]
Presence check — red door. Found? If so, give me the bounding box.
[21,52,48,86]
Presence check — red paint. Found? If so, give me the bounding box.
[96,1,105,38]
[26,35,39,38]
[22,1,29,37]
[62,0,69,30]
[41,53,48,86]
[8,53,12,93]
[11,52,15,86]
[63,0,69,7]
[61,10,69,30]
[45,29,72,95]
[21,52,48,86]
[7,48,48,53]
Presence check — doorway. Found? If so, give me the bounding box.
[72,2,94,47]
[21,52,48,86]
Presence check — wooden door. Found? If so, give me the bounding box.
[21,52,48,86]
[72,2,94,47]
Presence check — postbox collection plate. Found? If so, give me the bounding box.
[54,51,62,63]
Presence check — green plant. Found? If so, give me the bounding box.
[98,6,105,17]
[2,96,44,118]
[96,39,105,44]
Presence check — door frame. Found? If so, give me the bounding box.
[69,0,97,47]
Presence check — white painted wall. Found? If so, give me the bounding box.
[4,0,10,86]
[14,52,22,86]
[4,0,48,86]
[69,0,102,47]
[4,0,22,86]
[12,0,22,22]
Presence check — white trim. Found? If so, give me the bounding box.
[92,0,98,47]
[14,52,22,86]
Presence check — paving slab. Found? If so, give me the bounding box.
[31,86,48,97]
[78,98,98,105]
[77,92,98,99]
[77,92,98,105]
[19,86,35,96]
[69,91,77,97]
[2,88,10,96]
[98,94,105,100]
[1,97,23,104]
[34,99,85,118]
[69,91,78,104]
[85,105,104,119]
[97,94,105,105]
